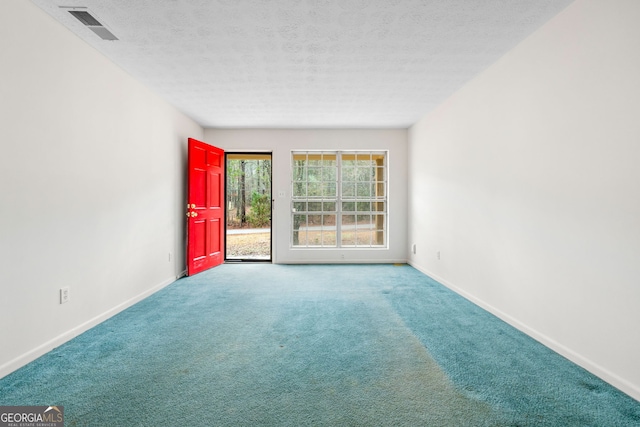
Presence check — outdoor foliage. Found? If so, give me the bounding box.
[227,158,271,228]
[246,192,271,227]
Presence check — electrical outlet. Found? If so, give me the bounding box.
[168,252,172,262]
[437,250,441,260]
[278,191,286,198]
[412,244,417,254]
[60,287,70,304]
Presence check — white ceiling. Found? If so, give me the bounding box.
[31,0,574,129]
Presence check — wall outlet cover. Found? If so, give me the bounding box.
[60,287,70,304]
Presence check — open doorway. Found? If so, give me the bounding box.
[225,153,272,262]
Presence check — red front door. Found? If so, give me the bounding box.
[187,138,224,276]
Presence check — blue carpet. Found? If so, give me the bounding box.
[0,264,638,426]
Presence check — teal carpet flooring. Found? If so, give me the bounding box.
[1,264,639,426]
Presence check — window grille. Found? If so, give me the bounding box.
[291,151,387,248]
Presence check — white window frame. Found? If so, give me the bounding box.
[291,150,388,248]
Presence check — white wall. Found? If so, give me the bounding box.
[0,0,203,377]
[408,0,640,400]
[205,129,408,264]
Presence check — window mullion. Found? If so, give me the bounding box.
[336,153,342,248]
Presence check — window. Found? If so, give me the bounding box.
[291,151,387,248]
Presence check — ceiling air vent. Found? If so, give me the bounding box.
[64,7,118,41]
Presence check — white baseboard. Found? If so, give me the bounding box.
[0,275,178,380]
[408,261,640,403]
[277,259,408,265]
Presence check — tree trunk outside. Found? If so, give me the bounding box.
[240,160,246,225]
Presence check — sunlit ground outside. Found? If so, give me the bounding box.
[226,230,271,260]
[226,228,384,258]
[295,229,385,247]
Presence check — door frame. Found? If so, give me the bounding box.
[224,151,273,263]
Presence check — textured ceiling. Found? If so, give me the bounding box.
[31,0,574,128]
